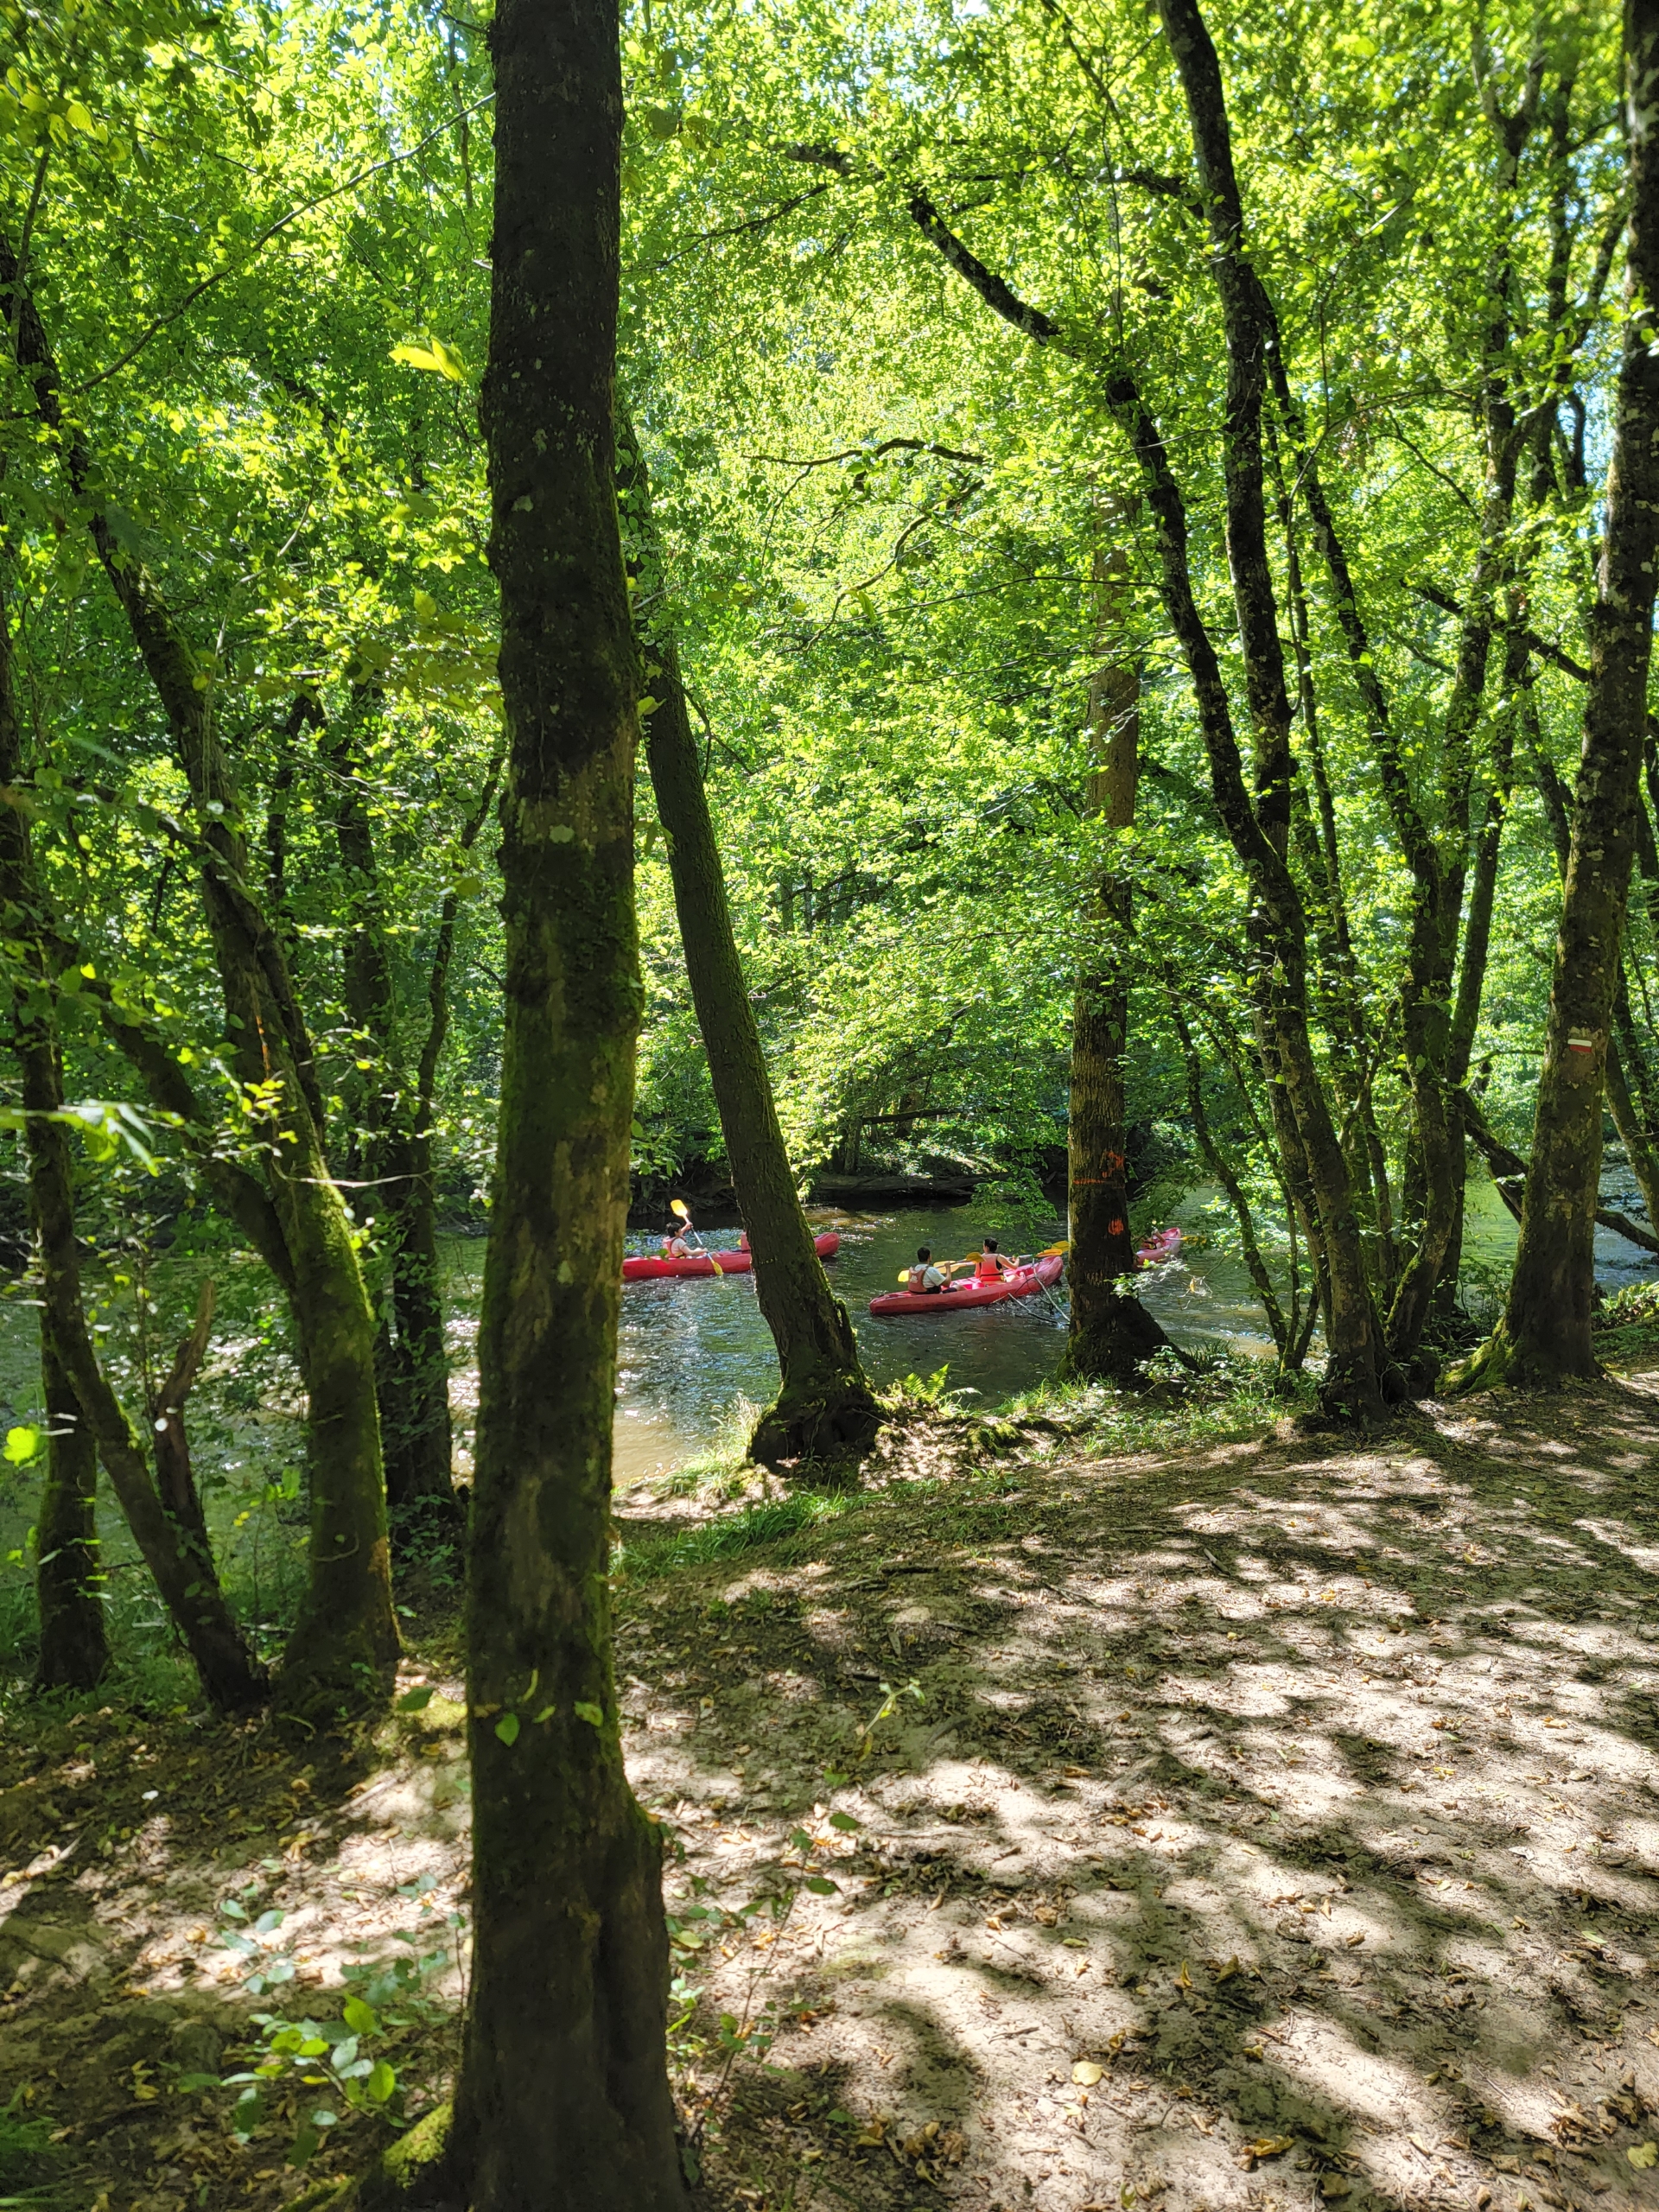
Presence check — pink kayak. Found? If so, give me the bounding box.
[868,1254,1064,1317]
[1136,1226,1182,1268]
[624,1230,840,1282]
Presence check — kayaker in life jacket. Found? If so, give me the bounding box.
[907,1247,947,1294]
[663,1215,692,1257]
[974,1237,1017,1282]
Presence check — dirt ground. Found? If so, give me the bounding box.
[1,1377,1658,2212]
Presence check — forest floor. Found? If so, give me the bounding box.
[0,1372,1656,2212]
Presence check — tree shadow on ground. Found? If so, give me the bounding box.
[616,1380,1659,2211]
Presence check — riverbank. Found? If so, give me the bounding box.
[0,1366,1657,2212]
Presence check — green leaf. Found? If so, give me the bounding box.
[365,2060,396,2104]
[3,1425,43,1467]
[341,1995,379,2037]
[574,1701,605,1728]
[494,1711,520,1746]
[828,1810,861,1831]
[804,1875,839,1896]
[396,1686,435,1712]
[391,335,469,384]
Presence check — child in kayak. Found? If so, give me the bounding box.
[663,1215,692,1257]
[906,1247,947,1294]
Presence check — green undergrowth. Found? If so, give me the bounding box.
[0,2088,67,2202]
[1593,1281,1659,1370]
[615,1490,856,1581]
[639,1396,765,1502]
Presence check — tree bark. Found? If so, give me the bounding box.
[1155,0,1387,1416]
[1465,3,1659,1387]
[35,1325,106,1693]
[1060,538,1171,1385]
[446,3,687,2206]
[616,416,880,1465]
[0,238,397,1715]
[326,691,458,1517]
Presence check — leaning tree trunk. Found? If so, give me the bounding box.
[1060,539,1171,1385]
[0,238,397,1716]
[617,415,879,1467]
[444,4,688,2208]
[1465,3,1659,1388]
[21,1032,267,1711]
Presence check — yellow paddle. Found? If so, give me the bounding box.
[671,1197,722,1275]
[893,1240,1068,1283]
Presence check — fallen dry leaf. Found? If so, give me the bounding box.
[1072,2061,1104,2086]
[1240,2135,1294,2167]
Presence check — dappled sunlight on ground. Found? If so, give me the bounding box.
[616,1382,1659,2211]
[0,1383,1655,2210]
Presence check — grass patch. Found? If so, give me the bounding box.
[642,1397,763,1502]
[616,1491,855,1581]
[0,2090,65,2202]
[1594,1280,1659,1368]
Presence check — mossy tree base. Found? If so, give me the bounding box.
[1445,1325,1601,1398]
[750,1375,883,1471]
[1058,1293,1172,1389]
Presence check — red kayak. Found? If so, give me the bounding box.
[868,1254,1064,1317]
[624,1231,840,1282]
[1136,1226,1182,1268]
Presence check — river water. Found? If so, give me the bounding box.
[2,1177,1651,1503]
[575,1171,1656,1483]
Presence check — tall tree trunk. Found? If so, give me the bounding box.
[0,242,397,1716]
[326,691,457,1517]
[616,416,880,1465]
[1156,0,1387,1416]
[1465,3,1659,1388]
[0,556,249,1701]
[35,1325,106,1693]
[1433,628,1523,1338]
[1061,537,1171,1385]
[446,3,687,2205]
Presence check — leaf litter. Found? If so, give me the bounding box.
[0,1381,1656,2209]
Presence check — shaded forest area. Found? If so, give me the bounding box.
[0,0,1656,2209]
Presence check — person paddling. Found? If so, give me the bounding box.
[973,1236,1017,1283]
[663,1211,693,1258]
[906,1246,947,1294]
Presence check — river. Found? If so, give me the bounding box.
[568,1170,1656,1483]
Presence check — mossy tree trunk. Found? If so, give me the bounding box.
[1471,5,1659,1388]
[0,242,397,1718]
[1156,0,1388,1416]
[616,415,880,1467]
[1060,538,1171,1387]
[327,690,457,1519]
[35,1324,105,1693]
[446,3,687,2206]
